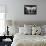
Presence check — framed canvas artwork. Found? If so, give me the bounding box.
[24,5,37,15]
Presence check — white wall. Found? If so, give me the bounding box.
[0,0,46,22]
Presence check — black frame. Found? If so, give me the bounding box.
[24,5,37,15]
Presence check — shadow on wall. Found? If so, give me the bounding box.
[5,20,46,27]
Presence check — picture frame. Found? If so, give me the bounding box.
[24,5,37,15]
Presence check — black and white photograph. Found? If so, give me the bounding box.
[24,5,37,15]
